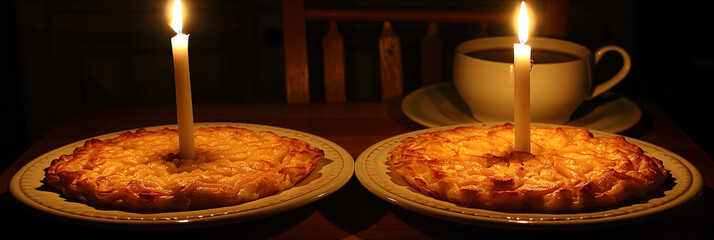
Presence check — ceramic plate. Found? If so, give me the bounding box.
[402,82,642,133]
[10,122,354,229]
[355,123,703,230]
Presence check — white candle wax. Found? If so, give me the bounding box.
[171,0,195,159]
[514,1,531,153]
[514,43,531,152]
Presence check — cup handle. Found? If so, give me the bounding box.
[588,45,631,100]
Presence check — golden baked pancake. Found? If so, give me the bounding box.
[388,124,668,213]
[45,126,324,213]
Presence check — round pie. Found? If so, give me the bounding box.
[388,124,668,213]
[45,126,324,213]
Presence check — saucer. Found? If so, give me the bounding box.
[401,82,642,133]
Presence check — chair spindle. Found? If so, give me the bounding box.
[323,21,346,103]
[378,21,404,102]
[421,22,444,86]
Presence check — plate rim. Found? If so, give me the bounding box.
[9,122,355,229]
[354,122,703,230]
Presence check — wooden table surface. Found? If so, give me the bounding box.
[1,100,713,239]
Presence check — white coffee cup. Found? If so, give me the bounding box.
[453,36,631,124]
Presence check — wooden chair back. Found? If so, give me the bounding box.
[282,0,569,103]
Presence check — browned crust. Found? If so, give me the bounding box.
[388,124,668,213]
[45,126,324,213]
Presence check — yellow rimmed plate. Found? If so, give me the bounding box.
[354,123,702,230]
[10,122,354,229]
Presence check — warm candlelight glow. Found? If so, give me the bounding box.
[170,0,195,159]
[518,1,529,44]
[171,0,183,34]
[514,1,531,153]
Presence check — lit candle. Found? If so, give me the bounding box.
[514,1,531,152]
[170,0,195,159]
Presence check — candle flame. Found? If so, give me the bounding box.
[171,0,183,34]
[518,1,529,44]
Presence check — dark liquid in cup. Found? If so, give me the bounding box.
[467,49,580,63]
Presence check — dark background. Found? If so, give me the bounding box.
[1,0,711,170]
